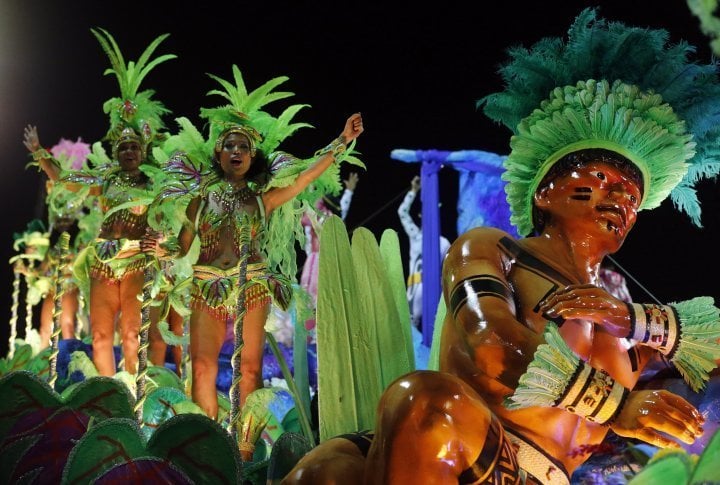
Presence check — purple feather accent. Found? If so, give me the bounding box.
[50,138,91,170]
[165,153,203,182]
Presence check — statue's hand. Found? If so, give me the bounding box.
[538,283,631,337]
[611,389,704,448]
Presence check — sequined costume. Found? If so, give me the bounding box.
[81,170,151,283]
[88,238,145,283]
[190,177,292,322]
[44,240,79,292]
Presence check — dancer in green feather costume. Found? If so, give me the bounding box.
[25,28,175,376]
[141,64,364,422]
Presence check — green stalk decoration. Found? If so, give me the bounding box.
[8,267,21,360]
[48,232,70,388]
[230,222,250,450]
[291,300,312,441]
[24,262,35,341]
[134,255,156,422]
[181,314,190,381]
[266,332,315,446]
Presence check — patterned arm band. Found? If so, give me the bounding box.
[449,274,513,319]
[626,303,680,355]
[556,362,629,424]
[628,297,720,392]
[505,322,629,425]
[315,136,347,160]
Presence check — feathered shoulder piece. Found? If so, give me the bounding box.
[91,27,176,157]
[478,7,720,235]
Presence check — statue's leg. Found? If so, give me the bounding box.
[281,434,369,485]
[365,370,520,484]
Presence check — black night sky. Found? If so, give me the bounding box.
[1,0,718,355]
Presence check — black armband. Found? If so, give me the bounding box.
[449,275,513,318]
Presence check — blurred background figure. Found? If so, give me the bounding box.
[397,175,450,330]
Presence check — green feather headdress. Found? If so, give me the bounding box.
[200,64,313,159]
[479,7,720,236]
[91,27,176,161]
[10,219,50,263]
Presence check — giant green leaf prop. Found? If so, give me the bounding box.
[316,217,414,441]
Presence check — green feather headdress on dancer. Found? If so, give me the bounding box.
[92,27,175,164]
[63,29,176,299]
[61,28,175,189]
[151,65,364,278]
[478,8,720,400]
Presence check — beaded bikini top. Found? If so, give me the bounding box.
[196,178,266,263]
[100,171,150,233]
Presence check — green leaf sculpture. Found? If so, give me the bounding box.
[63,414,241,484]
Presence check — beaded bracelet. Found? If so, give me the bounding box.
[315,136,347,160]
[506,322,629,426]
[32,147,52,161]
[626,302,680,357]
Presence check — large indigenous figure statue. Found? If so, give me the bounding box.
[283,9,720,484]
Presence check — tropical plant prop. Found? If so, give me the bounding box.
[265,431,313,483]
[1,407,92,483]
[0,344,50,379]
[235,387,280,461]
[0,371,134,437]
[141,386,205,440]
[628,427,720,484]
[0,371,135,483]
[428,296,447,370]
[266,333,315,446]
[316,216,414,441]
[63,414,241,484]
[289,284,313,440]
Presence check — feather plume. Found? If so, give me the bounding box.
[90,28,175,143]
[505,322,580,409]
[669,297,720,392]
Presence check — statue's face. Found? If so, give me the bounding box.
[535,161,642,250]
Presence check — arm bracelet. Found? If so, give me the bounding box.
[626,303,680,356]
[556,362,629,424]
[627,298,720,392]
[315,136,347,160]
[32,147,52,161]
